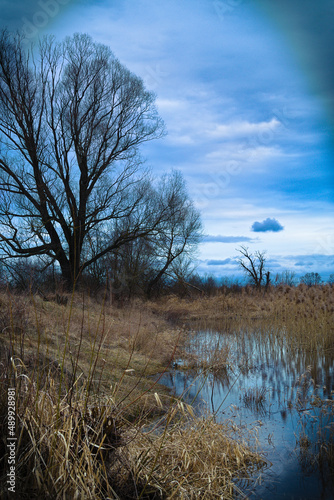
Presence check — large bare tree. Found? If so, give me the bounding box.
[0,31,170,288]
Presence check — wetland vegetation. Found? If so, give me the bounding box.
[0,282,333,498]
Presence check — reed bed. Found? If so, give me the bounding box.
[149,285,334,490]
[0,289,267,499]
[120,403,267,499]
[150,284,334,353]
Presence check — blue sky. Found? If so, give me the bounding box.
[2,0,334,281]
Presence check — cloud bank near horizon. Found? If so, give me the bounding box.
[203,235,256,243]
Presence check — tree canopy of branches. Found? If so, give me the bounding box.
[0,30,201,290]
[85,171,202,297]
[237,246,270,289]
[274,270,297,286]
[300,272,322,286]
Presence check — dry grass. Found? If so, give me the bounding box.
[0,290,182,400]
[0,289,267,499]
[118,403,267,499]
[149,284,334,353]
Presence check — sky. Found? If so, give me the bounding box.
[1,0,334,282]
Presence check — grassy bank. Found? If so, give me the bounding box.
[0,289,267,499]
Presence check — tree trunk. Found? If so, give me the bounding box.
[59,260,75,291]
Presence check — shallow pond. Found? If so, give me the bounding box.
[158,328,334,499]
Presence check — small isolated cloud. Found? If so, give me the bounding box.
[203,235,254,243]
[251,218,284,233]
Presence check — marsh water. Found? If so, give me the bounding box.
[158,327,334,499]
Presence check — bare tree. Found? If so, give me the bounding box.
[93,171,202,298]
[300,272,322,286]
[144,171,202,297]
[237,246,270,289]
[0,31,168,289]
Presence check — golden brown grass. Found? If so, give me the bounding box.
[0,290,182,399]
[149,284,334,353]
[0,289,267,499]
[120,403,266,499]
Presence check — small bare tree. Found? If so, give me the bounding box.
[237,246,270,290]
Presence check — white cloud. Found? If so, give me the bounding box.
[207,118,281,139]
[205,144,286,166]
[203,235,255,243]
[156,98,186,111]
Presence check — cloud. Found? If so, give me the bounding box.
[203,235,255,243]
[205,144,287,166]
[251,218,284,232]
[292,254,334,268]
[207,118,281,139]
[207,258,232,266]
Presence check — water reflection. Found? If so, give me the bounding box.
[158,328,334,499]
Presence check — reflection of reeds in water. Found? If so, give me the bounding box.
[295,365,314,410]
[241,386,267,413]
[294,367,334,488]
[184,331,231,374]
[296,398,334,489]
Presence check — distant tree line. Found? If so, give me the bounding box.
[236,247,332,291]
[179,270,333,297]
[0,254,332,299]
